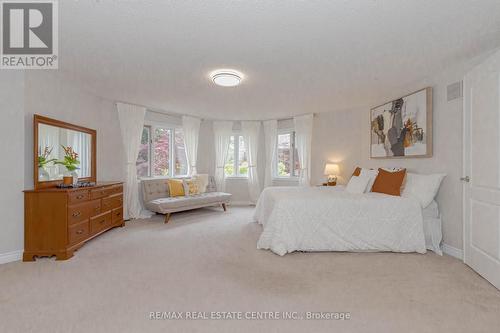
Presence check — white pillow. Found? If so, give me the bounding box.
[359,168,379,192]
[402,173,446,208]
[346,175,371,194]
[191,174,208,193]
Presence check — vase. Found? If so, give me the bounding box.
[38,167,50,181]
[63,176,73,185]
[71,171,79,185]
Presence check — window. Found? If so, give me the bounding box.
[174,129,188,176]
[153,127,170,176]
[224,135,248,177]
[276,130,300,178]
[136,125,188,178]
[136,127,150,178]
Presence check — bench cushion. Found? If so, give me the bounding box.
[145,192,232,213]
[142,179,169,202]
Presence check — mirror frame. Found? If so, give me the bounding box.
[34,114,97,189]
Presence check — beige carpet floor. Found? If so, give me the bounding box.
[1,206,499,333]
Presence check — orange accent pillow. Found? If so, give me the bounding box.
[371,168,406,196]
[352,167,362,177]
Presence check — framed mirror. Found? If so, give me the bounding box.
[34,115,96,189]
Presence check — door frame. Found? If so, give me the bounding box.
[462,72,471,265]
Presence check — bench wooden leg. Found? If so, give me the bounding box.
[164,213,171,223]
[222,203,227,212]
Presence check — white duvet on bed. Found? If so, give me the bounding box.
[254,186,427,256]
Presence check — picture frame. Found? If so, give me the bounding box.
[370,87,433,159]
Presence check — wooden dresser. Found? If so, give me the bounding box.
[24,182,124,261]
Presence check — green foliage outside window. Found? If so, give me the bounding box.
[278,161,288,176]
[224,163,234,176]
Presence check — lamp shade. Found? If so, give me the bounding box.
[324,163,340,176]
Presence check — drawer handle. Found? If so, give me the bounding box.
[72,211,81,217]
[94,206,100,211]
[101,190,106,195]
[76,230,84,235]
[76,195,84,200]
[99,219,105,224]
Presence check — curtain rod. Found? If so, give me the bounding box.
[113,101,203,120]
[114,101,314,122]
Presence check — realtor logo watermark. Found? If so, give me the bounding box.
[1,0,58,69]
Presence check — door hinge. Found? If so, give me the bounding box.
[460,176,470,183]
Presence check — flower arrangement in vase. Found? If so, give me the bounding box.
[55,145,80,185]
[38,146,57,181]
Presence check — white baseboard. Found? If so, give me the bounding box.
[0,250,22,265]
[442,243,463,260]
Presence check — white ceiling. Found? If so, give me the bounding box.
[60,0,500,120]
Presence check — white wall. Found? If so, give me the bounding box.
[24,71,125,188]
[0,72,25,263]
[197,120,215,176]
[311,108,363,185]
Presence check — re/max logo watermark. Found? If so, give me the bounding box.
[0,0,58,69]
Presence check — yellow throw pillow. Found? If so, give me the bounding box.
[167,179,185,197]
[184,180,200,195]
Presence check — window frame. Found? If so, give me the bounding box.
[137,122,189,179]
[274,128,299,180]
[225,134,249,179]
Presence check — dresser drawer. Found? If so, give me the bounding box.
[68,202,90,225]
[102,194,123,211]
[109,185,123,195]
[90,212,112,234]
[68,190,90,204]
[68,199,101,225]
[89,199,102,216]
[90,187,113,200]
[68,220,89,245]
[112,207,123,224]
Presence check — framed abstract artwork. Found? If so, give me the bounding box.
[370,87,433,158]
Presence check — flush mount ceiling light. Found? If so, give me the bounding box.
[210,69,243,87]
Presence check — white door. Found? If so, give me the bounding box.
[463,49,500,290]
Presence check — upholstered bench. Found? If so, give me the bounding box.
[141,177,232,223]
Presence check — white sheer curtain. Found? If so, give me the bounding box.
[38,125,60,179]
[117,102,152,220]
[182,115,201,176]
[68,131,91,178]
[241,121,261,203]
[213,121,233,192]
[294,114,314,186]
[263,120,277,187]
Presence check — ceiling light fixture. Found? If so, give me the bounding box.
[210,69,243,87]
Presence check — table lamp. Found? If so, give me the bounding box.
[324,163,340,186]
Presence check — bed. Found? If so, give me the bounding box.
[254,186,442,256]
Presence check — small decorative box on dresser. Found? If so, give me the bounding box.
[23,182,124,261]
